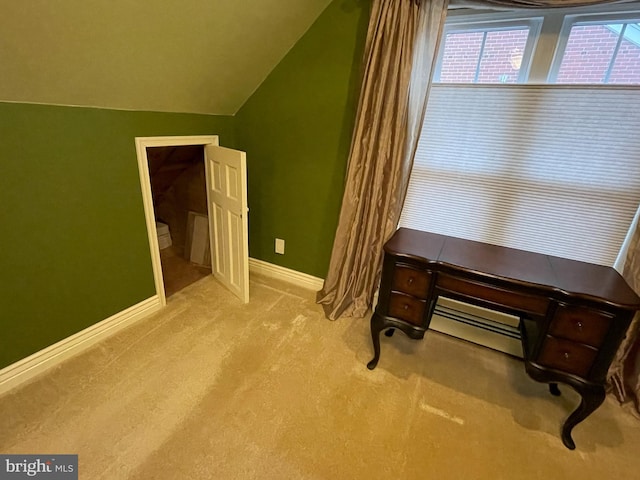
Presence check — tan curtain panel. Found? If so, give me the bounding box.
[609,223,640,416]
[317,0,449,320]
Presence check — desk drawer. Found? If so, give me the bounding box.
[391,265,432,299]
[388,292,428,326]
[438,274,549,316]
[538,336,598,378]
[549,304,612,348]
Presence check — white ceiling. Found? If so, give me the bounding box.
[0,0,333,115]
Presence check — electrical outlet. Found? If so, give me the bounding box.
[275,238,285,255]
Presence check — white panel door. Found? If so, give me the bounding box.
[205,145,249,303]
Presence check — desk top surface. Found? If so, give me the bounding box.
[385,228,640,308]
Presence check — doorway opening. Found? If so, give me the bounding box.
[136,135,250,306]
[147,144,211,298]
[136,135,219,306]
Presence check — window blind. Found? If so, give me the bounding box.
[399,84,640,266]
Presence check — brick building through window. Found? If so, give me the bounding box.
[436,23,640,84]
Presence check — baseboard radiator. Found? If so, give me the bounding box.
[429,297,524,358]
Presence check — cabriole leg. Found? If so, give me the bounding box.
[367,313,384,370]
[561,386,606,450]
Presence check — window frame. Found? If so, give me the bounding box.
[548,12,640,84]
[436,2,640,85]
[434,17,543,83]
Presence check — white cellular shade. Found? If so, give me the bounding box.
[399,84,640,266]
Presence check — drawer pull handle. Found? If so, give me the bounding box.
[576,321,583,330]
[563,352,570,360]
[408,277,414,285]
[403,304,409,310]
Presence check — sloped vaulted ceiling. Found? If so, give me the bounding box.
[0,0,333,115]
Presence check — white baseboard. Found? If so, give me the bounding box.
[0,296,162,395]
[249,258,324,291]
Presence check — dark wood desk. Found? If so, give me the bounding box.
[367,228,640,450]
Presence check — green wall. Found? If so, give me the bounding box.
[0,102,235,368]
[236,0,368,278]
[0,0,369,370]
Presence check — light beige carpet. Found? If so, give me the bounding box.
[1,274,639,479]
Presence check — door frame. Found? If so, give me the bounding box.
[135,135,219,306]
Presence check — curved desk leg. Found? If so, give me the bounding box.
[367,313,383,370]
[549,383,561,396]
[561,385,606,450]
[367,312,428,370]
[524,359,607,450]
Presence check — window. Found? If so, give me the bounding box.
[552,19,640,84]
[400,4,640,268]
[433,6,640,85]
[436,20,541,83]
